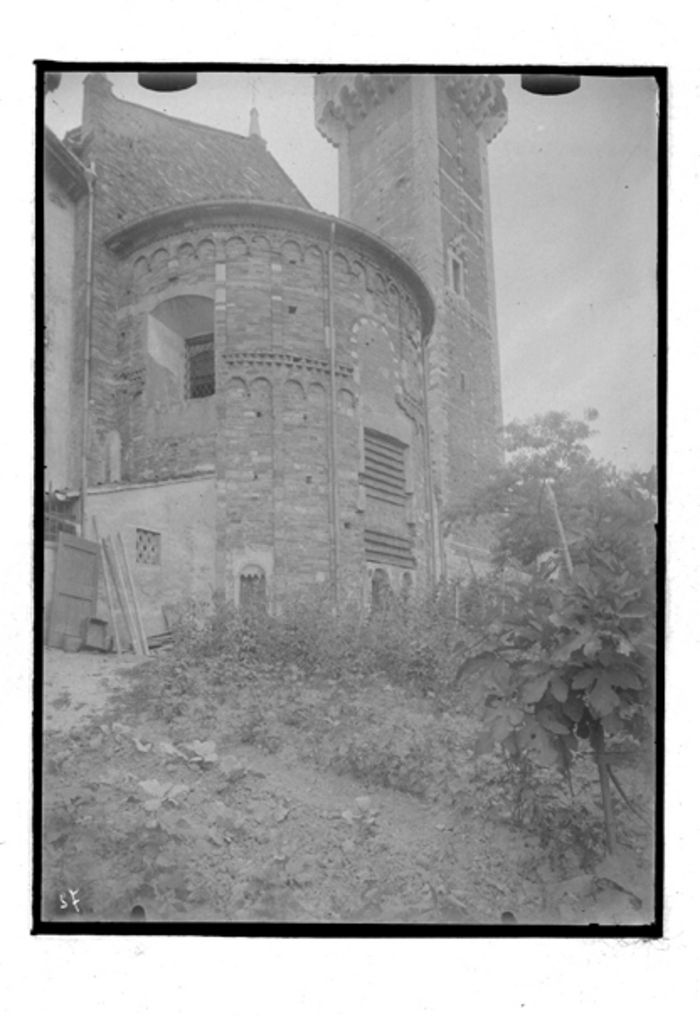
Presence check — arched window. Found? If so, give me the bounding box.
[240,565,267,611]
[148,295,215,400]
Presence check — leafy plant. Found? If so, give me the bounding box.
[453,411,656,857]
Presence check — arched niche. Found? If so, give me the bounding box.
[177,243,196,270]
[308,381,326,406]
[281,240,303,265]
[197,239,216,262]
[150,247,168,272]
[283,378,306,407]
[225,236,248,261]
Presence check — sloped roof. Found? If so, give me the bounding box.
[80,74,311,230]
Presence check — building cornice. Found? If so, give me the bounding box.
[104,199,435,337]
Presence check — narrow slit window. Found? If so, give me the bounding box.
[451,256,463,295]
[185,333,215,399]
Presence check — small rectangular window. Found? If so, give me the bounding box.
[136,528,161,565]
[185,334,215,399]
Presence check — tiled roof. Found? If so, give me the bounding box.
[82,75,311,231]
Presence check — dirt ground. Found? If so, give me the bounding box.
[44,649,147,734]
[41,648,652,927]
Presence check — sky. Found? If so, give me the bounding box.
[45,70,658,472]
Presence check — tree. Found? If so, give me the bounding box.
[455,411,657,856]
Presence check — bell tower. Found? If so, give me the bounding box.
[315,72,507,516]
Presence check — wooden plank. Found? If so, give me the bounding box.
[117,532,151,657]
[104,535,138,653]
[92,517,121,655]
[46,532,100,648]
[102,537,133,651]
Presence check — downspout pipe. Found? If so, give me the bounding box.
[80,162,97,536]
[421,333,438,587]
[327,222,340,607]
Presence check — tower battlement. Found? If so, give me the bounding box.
[315,72,507,147]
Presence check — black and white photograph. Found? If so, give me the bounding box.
[39,66,660,932]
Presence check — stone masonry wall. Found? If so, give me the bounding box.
[74,72,310,489]
[70,75,435,609]
[315,73,506,520]
[435,79,504,499]
[106,212,432,608]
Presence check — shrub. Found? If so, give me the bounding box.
[167,582,472,698]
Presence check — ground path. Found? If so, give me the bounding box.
[42,649,643,925]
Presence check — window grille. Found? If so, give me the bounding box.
[361,429,407,506]
[136,528,161,565]
[185,333,215,399]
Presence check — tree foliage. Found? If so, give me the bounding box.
[460,409,656,572]
[456,411,657,853]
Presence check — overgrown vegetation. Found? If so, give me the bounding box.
[43,410,656,923]
[451,410,656,860]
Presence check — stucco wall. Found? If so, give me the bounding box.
[86,474,216,638]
